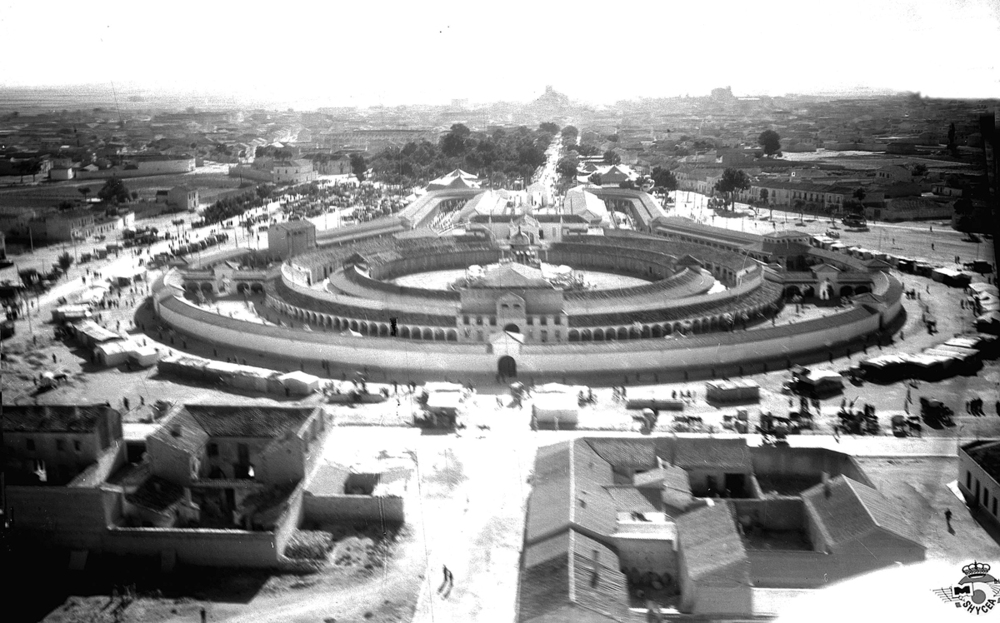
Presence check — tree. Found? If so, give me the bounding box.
[911,163,927,177]
[758,130,781,157]
[650,167,677,191]
[539,122,560,134]
[130,191,139,201]
[603,150,621,166]
[619,179,636,190]
[588,172,602,185]
[947,122,958,156]
[349,154,367,182]
[759,188,772,219]
[560,125,579,142]
[18,268,40,288]
[57,251,73,273]
[78,187,91,203]
[853,187,866,204]
[556,156,579,179]
[441,123,471,157]
[793,200,805,222]
[713,168,751,211]
[97,177,130,204]
[650,167,678,204]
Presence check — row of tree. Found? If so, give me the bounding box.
[369,123,557,187]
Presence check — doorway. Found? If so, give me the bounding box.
[498,356,517,378]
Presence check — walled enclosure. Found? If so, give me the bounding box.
[152,215,903,380]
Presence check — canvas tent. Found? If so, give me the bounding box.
[532,385,579,427]
[279,370,321,396]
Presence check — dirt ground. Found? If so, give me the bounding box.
[857,457,1000,562]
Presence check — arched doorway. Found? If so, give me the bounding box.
[498,356,517,378]
[504,323,520,334]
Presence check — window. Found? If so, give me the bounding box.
[74,440,81,452]
[476,316,483,326]
[57,439,66,452]
[554,316,562,326]
[477,330,484,342]
[967,471,972,489]
[541,316,548,326]
[26,438,35,451]
[208,443,219,457]
[555,330,560,341]
[490,317,496,326]
[541,330,548,343]
[463,315,470,325]
[527,317,534,326]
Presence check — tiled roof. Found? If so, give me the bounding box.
[523,531,571,568]
[664,438,752,471]
[677,503,749,582]
[126,475,184,512]
[2,404,118,433]
[585,438,656,470]
[571,440,618,538]
[635,464,694,513]
[571,531,629,621]
[802,475,922,547]
[519,550,569,622]
[149,408,209,454]
[964,440,1000,484]
[526,443,572,543]
[604,486,659,513]
[519,529,628,623]
[182,404,316,438]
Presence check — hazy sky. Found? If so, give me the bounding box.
[2,0,998,106]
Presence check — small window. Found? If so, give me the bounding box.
[74,440,82,452]
[527,317,534,326]
[541,316,548,326]
[555,330,560,341]
[541,330,548,343]
[490,317,497,326]
[57,439,66,452]
[967,471,972,489]
[554,316,562,325]
[208,443,219,457]
[476,316,483,326]
[26,438,35,451]
[463,315,470,325]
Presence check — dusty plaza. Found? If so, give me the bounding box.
[2,14,1000,620]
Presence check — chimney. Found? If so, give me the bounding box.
[822,471,831,498]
